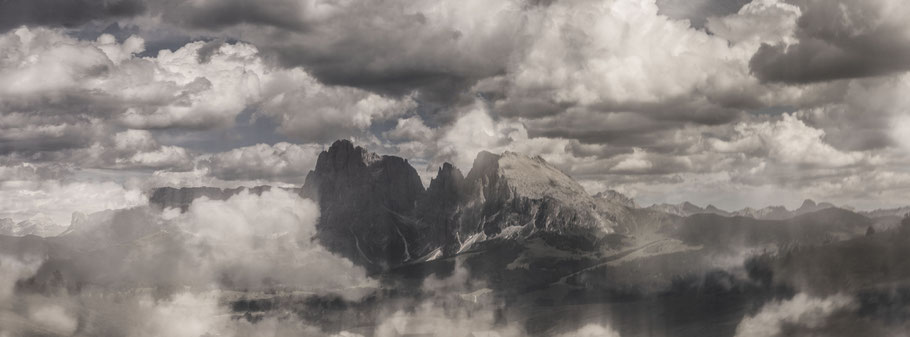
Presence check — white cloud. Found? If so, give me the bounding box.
[557,324,622,337]
[203,142,323,183]
[706,0,801,46]
[710,113,867,167]
[28,304,78,335]
[0,178,145,225]
[436,101,570,172]
[259,68,417,142]
[611,148,654,173]
[173,189,376,295]
[735,293,855,337]
[503,0,753,112]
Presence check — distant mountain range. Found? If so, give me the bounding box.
[646,198,842,220]
[144,140,907,273]
[6,140,910,336]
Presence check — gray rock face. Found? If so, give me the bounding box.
[733,206,791,220]
[647,202,713,217]
[414,162,466,254]
[145,140,623,270]
[417,151,615,255]
[594,190,637,208]
[302,140,426,272]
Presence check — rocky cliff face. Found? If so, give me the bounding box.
[301,140,426,272]
[416,151,616,255]
[145,140,624,270]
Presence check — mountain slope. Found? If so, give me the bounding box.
[416,151,617,255]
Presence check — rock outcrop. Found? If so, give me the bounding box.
[301,140,426,272]
[416,151,616,255]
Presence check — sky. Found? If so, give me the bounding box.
[2,0,910,224]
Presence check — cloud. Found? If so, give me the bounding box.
[0,27,416,179]
[749,0,910,83]
[709,113,868,168]
[373,261,523,337]
[28,304,78,335]
[435,101,571,172]
[0,0,146,33]
[202,142,323,183]
[175,189,376,294]
[735,293,855,337]
[556,324,622,337]
[258,68,417,142]
[0,189,377,336]
[496,0,756,122]
[705,0,802,45]
[656,0,751,28]
[610,149,655,174]
[0,176,146,225]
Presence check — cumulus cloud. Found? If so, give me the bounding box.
[656,0,751,28]
[0,26,413,151]
[749,0,910,83]
[0,0,146,33]
[50,189,376,294]
[495,0,757,124]
[202,142,322,183]
[709,113,868,168]
[2,0,910,227]
[0,176,145,225]
[258,68,417,142]
[0,189,377,336]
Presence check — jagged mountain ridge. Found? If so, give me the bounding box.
[300,140,426,272]
[143,140,900,273]
[416,150,617,256]
[299,141,619,271]
[647,198,841,220]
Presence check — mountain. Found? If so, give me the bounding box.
[594,190,637,208]
[301,140,426,272]
[295,141,625,271]
[861,206,910,218]
[732,205,791,220]
[647,202,721,217]
[674,208,872,251]
[415,151,617,256]
[0,216,67,237]
[140,140,878,277]
[648,198,840,220]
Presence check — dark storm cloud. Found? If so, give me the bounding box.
[750,0,910,83]
[656,0,751,28]
[0,0,145,32]
[159,0,308,30]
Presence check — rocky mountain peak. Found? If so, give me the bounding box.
[594,190,637,208]
[302,140,425,272]
[799,199,817,210]
[313,139,382,173]
[465,150,588,201]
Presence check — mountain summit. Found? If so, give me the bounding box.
[419,150,616,255]
[302,140,620,271]
[301,140,426,272]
